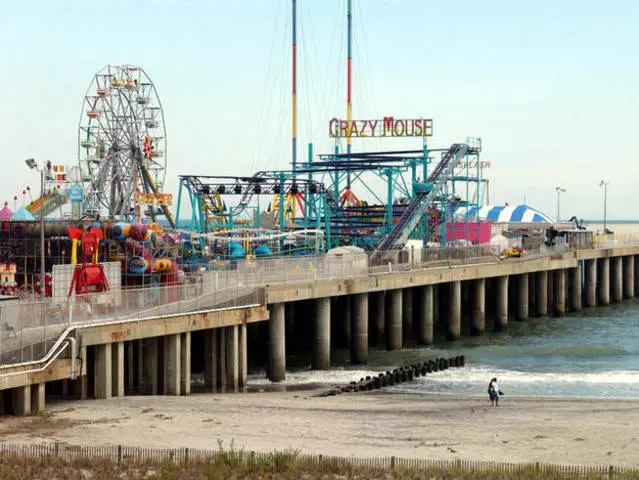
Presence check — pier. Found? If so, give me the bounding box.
[1,243,639,415]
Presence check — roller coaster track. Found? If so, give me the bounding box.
[375,144,469,252]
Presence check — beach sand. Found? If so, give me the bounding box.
[1,391,638,467]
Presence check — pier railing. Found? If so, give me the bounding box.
[593,233,639,248]
[0,278,263,366]
[0,239,600,367]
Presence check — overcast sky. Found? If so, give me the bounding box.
[1,0,637,220]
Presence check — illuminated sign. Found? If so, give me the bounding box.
[45,164,69,183]
[329,117,433,139]
[135,192,173,206]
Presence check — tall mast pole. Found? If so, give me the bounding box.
[292,0,298,177]
[346,0,352,188]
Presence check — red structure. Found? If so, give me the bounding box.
[67,227,110,296]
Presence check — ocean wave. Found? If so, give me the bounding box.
[420,365,639,385]
[248,368,380,386]
[472,344,631,358]
[246,364,639,388]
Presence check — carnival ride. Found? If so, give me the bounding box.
[174,137,485,258]
[78,65,174,227]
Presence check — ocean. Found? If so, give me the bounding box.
[241,221,639,399]
[248,297,639,401]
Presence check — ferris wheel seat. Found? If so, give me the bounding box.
[151,151,163,158]
[81,141,95,149]
[146,121,158,128]
[136,96,150,105]
[111,79,125,88]
[87,111,100,118]
[96,89,109,96]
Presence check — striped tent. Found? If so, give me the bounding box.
[455,204,555,223]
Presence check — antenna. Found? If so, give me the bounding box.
[291,0,298,176]
[346,0,353,187]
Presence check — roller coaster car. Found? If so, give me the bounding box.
[502,247,526,258]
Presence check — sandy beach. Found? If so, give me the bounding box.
[1,390,638,468]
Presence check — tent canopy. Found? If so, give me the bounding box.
[456,204,554,223]
[11,206,35,221]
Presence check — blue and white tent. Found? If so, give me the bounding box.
[455,204,555,223]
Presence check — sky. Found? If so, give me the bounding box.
[0,0,637,220]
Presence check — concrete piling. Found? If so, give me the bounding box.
[143,337,158,395]
[517,274,529,321]
[164,334,181,396]
[218,328,226,391]
[351,293,368,364]
[112,341,125,397]
[612,256,623,303]
[585,259,596,308]
[95,343,112,399]
[535,271,548,316]
[624,256,635,299]
[555,269,566,316]
[496,276,508,330]
[313,297,331,370]
[571,264,582,312]
[225,325,239,392]
[402,287,413,343]
[181,332,191,395]
[448,281,461,340]
[204,329,218,391]
[268,303,286,382]
[386,289,402,350]
[371,292,385,345]
[417,285,434,344]
[598,258,610,306]
[30,383,45,414]
[472,279,485,335]
[12,386,30,416]
[238,325,247,389]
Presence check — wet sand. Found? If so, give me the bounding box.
[1,391,638,467]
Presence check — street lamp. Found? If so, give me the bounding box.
[25,158,46,297]
[555,186,566,222]
[599,180,609,233]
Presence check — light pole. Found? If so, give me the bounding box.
[25,158,46,297]
[599,180,609,233]
[555,186,566,222]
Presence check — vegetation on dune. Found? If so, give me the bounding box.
[0,450,632,480]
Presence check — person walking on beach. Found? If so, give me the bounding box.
[488,377,503,407]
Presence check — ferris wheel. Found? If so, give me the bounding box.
[78,64,174,225]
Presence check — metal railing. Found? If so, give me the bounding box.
[593,233,639,248]
[5,235,631,369]
[0,277,263,367]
